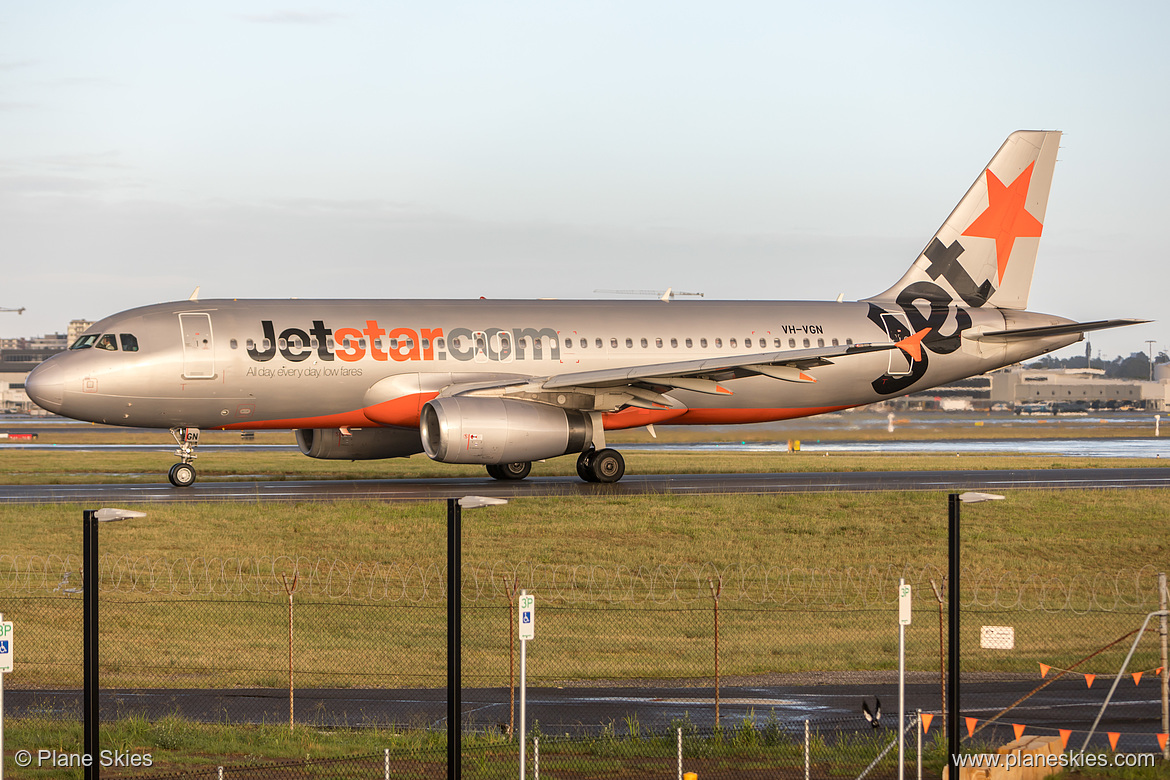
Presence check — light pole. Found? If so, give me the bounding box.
[948,492,1001,779]
[448,496,507,780]
[1146,340,1157,382]
[83,508,146,780]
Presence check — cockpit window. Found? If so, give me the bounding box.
[70,335,99,350]
[95,334,119,351]
[120,334,139,352]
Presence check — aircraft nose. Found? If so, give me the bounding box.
[25,360,65,413]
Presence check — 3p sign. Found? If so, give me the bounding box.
[0,620,12,673]
[518,594,535,641]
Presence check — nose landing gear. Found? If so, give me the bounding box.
[168,427,200,487]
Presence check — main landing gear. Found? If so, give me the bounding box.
[576,448,625,483]
[483,448,627,483]
[168,427,200,487]
[486,461,532,480]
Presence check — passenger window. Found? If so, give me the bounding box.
[803,338,811,348]
[774,338,781,348]
[120,334,139,352]
[70,335,98,350]
[730,338,737,348]
[640,338,648,348]
[846,338,853,345]
[700,338,708,348]
[789,338,796,348]
[655,338,663,348]
[685,338,693,348]
[95,334,118,351]
[625,338,633,349]
[670,338,678,348]
[246,338,255,350]
[580,338,587,349]
[832,338,839,346]
[715,338,722,348]
[229,338,238,350]
[610,338,617,349]
[817,338,825,347]
[564,338,572,349]
[595,338,603,349]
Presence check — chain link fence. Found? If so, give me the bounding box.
[2,555,1167,778]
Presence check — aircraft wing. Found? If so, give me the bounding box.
[441,339,905,410]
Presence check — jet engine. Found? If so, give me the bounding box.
[295,427,424,460]
[420,397,593,464]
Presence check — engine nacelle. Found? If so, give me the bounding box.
[295,427,424,460]
[420,397,592,464]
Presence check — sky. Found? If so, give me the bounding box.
[2,1,1167,361]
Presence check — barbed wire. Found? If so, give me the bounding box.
[0,554,1162,611]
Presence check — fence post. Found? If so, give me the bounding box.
[930,579,945,734]
[534,736,539,780]
[1160,572,1168,759]
[281,572,298,730]
[217,767,223,780]
[507,575,518,739]
[916,709,922,780]
[708,575,722,727]
[384,747,389,780]
[677,726,682,780]
[804,719,810,780]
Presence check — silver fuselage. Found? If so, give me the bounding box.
[26,298,1078,431]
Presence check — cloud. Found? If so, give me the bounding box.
[238,10,346,25]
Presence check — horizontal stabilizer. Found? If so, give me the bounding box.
[970,319,1149,342]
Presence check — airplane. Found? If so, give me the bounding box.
[24,130,1145,487]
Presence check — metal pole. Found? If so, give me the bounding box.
[804,719,810,780]
[947,493,960,778]
[447,498,461,780]
[83,509,99,780]
[1160,572,1168,760]
[917,709,923,780]
[520,590,527,780]
[899,577,906,780]
[1080,610,1170,751]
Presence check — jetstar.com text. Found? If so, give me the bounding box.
[246,321,562,364]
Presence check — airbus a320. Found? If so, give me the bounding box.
[25,130,1144,486]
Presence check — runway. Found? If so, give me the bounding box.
[1,467,1168,504]
[8,677,1159,752]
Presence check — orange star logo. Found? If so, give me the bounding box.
[961,161,1044,285]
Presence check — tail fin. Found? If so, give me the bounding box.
[866,130,1062,311]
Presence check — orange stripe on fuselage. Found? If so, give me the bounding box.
[221,402,857,432]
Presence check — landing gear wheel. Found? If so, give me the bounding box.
[576,450,597,482]
[168,462,197,488]
[588,448,625,484]
[487,461,531,481]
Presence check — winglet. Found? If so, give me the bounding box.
[896,328,931,362]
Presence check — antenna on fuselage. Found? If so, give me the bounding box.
[189,287,200,301]
[594,288,704,302]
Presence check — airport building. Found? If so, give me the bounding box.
[989,366,1170,412]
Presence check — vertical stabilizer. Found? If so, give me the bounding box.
[866,130,1061,311]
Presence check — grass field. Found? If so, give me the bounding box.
[2,489,1167,689]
